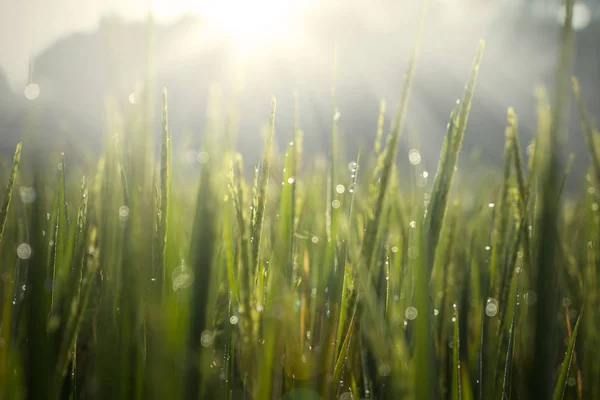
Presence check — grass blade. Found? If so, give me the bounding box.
[553,308,583,400]
[0,142,21,245]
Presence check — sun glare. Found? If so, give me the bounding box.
[152,0,317,51]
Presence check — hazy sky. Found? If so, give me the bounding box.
[0,0,217,89]
[1,0,329,90]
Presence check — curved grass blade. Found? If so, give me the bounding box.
[553,308,583,400]
[361,0,427,271]
[420,39,485,400]
[0,142,21,244]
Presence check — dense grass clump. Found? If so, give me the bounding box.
[0,1,599,399]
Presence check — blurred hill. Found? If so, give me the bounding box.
[1,1,599,190]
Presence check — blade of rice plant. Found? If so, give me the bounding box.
[230,155,252,325]
[374,100,386,156]
[251,97,276,276]
[51,153,70,314]
[501,269,521,400]
[277,141,295,284]
[24,163,52,399]
[490,108,517,299]
[53,228,98,394]
[159,87,171,306]
[553,308,583,400]
[0,142,21,244]
[572,76,600,187]
[528,0,574,397]
[362,0,426,271]
[326,108,338,243]
[333,305,357,384]
[184,148,216,399]
[425,40,485,256]
[420,40,484,400]
[558,153,575,199]
[564,301,583,399]
[452,305,461,400]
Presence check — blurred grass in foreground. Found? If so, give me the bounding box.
[0,0,598,399]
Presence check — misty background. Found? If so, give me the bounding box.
[1,0,599,190]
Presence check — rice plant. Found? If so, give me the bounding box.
[0,0,597,399]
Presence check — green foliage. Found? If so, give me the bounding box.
[1,0,598,399]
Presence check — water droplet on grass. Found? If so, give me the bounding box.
[17,243,32,260]
[197,152,209,164]
[201,331,213,347]
[378,363,391,376]
[19,187,36,204]
[408,149,421,165]
[118,206,130,222]
[485,298,499,317]
[172,262,194,291]
[24,83,40,100]
[405,306,418,320]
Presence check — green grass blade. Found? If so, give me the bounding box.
[184,149,216,399]
[0,142,21,244]
[452,305,461,400]
[159,88,171,306]
[572,76,600,186]
[553,308,583,400]
[501,270,521,400]
[528,0,574,397]
[251,97,276,287]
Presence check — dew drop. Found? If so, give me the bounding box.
[405,306,418,320]
[197,152,209,164]
[200,331,214,347]
[118,206,130,222]
[16,243,32,260]
[19,187,36,204]
[485,298,499,317]
[24,83,40,100]
[408,149,421,165]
